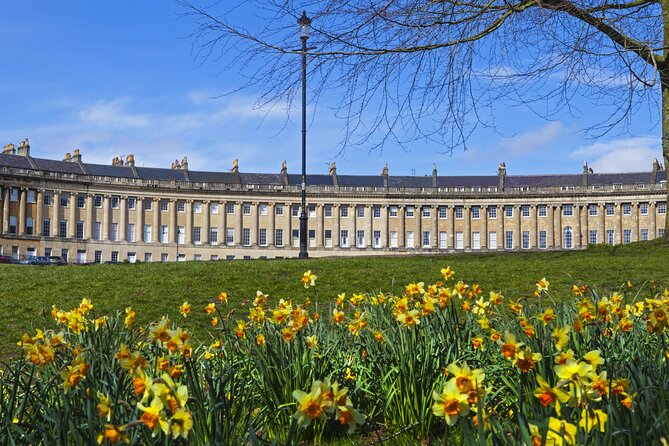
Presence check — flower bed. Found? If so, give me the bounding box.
[2,268,668,444]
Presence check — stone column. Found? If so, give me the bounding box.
[237,202,243,246]
[18,188,26,235]
[0,188,6,234]
[183,200,191,244]
[497,205,504,250]
[85,194,93,239]
[555,205,563,248]
[514,205,521,249]
[119,196,127,242]
[547,205,554,249]
[615,204,622,245]
[268,203,275,246]
[52,191,61,237]
[448,205,455,250]
[600,204,606,244]
[333,204,340,247]
[253,202,260,246]
[632,202,639,242]
[153,199,160,243]
[481,205,488,250]
[35,190,43,236]
[464,206,471,250]
[529,205,537,249]
[287,203,293,247]
[202,201,210,244]
[352,206,358,248]
[432,205,438,249]
[67,193,76,238]
[170,200,177,243]
[382,205,389,248]
[582,205,589,247]
[574,205,581,248]
[100,195,108,240]
[221,201,227,244]
[399,205,406,248]
[650,202,657,239]
[416,206,422,249]
[367,205,373,248]
[136,198,144,242]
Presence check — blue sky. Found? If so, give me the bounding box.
[0,2,663,177]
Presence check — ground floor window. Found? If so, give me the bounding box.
[505,231,513,249]
[563,226,573,249]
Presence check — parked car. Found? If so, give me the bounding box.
[20,256,51,266]
[48,256,67,266]
[0,255,19,264]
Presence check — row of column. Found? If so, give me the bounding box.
[0,189,663,249]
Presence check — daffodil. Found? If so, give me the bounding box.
[432,378,470,426]
[292,381,331,428]
[96,392,112,420]
[204,302,216,314]
[536,277,550,292]
[441,266,455,280]
[170,407,193,439]
[552,326,570,351]
[533,375,569,413]
[179,302,191,318]
[301,270,317,288]
[337,405,366,433]
[547,417,577,446]
[138,396,169,436]
[104,424,128,444]
[447,362,485,394]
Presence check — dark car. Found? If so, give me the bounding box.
[20,256,51,266]
[0,255,19,264]
[48,256,67,266]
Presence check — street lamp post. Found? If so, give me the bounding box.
[298,11,311,259]
[176,227,181,262]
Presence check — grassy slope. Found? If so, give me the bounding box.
[2,240,668,358]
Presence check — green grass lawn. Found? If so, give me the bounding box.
[2,240,668,359]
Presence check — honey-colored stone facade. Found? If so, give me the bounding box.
[0,148,666,263]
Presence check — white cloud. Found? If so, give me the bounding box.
[499,121,565,154]
[78,98,154,129]
[570,137,661,172]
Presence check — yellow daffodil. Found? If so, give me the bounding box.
[217,291,228,303]
[104,424,128,444]
[138,396,169,435]
[432,378,470,426]
[552,326,570,351]
[292,381,331,428]
[337,405,366,434]
[579,408,608,433]
[547,417,577,446]
[96,392,111,420]
[170,407,193,439]
[447,362,485,394]
[536,277,550,292]
[124,307,136,328]
[441,266,455,280]
[533,375,569,412]
[301,270,317,288]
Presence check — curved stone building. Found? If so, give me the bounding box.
[0,140,666,263]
